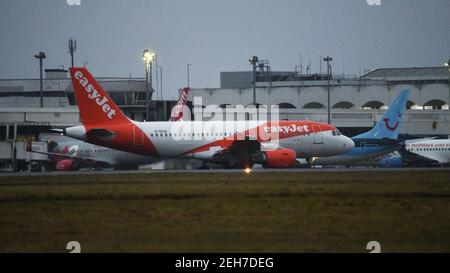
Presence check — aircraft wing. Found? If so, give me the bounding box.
[27,148,95,161]
[212,140,260,158]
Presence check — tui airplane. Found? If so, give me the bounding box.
[310,90,410,166]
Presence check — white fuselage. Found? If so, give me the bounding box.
[136,120,353,159]
[405,139,450,164]
[65,120,354,161]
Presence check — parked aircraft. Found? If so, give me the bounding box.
[382,138,450,167]
[310,90,410,166]
[28,87,192,171]
[63,67,354,168]
[403,139,450,165]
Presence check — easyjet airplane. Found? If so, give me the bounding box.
[63,67,354,168]
[28,87,191,171]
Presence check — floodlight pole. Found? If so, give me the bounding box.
[324,56,333,124]
[446,59,450,111]
[145,61,150,120]
[34,51,46,108]
[158,66,163,100]
[142,49,156,120]
[249,56,258,106]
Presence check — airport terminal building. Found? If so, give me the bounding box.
[1,65,449,170]
[1,66,449,139]
[0,69,179,136]
[189,67,450,137]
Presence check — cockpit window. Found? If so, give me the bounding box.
[332,130,342,136]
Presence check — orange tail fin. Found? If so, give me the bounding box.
[69,67,129,126]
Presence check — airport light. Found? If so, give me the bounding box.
[34,51,46,108]
[142,49,156,63]
[142,49,156,120]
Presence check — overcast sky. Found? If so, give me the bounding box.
[0,0,449,99]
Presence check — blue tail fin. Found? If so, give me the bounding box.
[354,90,409,140]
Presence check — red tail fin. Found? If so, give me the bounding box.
[170,87,190,121]
[69,67,129,126]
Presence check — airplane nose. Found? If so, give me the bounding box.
[341,136,354,152]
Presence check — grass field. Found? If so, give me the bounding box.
[0,170,449,253]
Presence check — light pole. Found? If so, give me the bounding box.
[323,56,333,124]
[157,66,163,100]
[187,64,192,87]
[34,51,46,108]
[249,56,259,106]
[142,49,156,120]
[445,59,450,110]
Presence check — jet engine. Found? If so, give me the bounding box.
[261,149,297,168]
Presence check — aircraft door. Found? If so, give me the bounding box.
[360,142,366,152]
[133,125,144,145]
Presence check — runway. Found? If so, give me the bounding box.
[1,166,449,178]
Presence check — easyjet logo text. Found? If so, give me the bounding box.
[263,125,310,134]
[74,71,116,119]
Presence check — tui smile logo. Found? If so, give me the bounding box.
[383,113,401,131]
